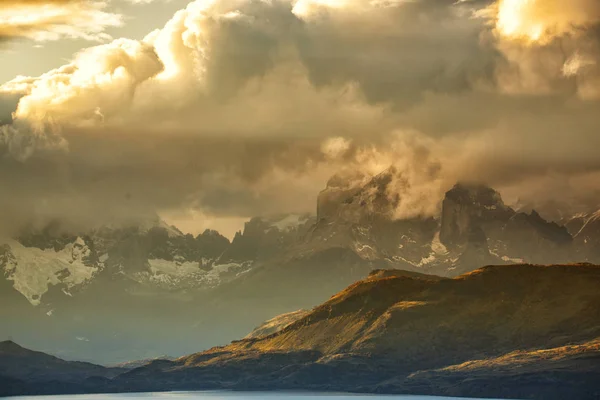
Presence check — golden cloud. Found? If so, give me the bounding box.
[0,0,122,42]
[489,0,600,44]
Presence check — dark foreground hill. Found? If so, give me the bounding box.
[0,340,123,397]
[3,264,600,399]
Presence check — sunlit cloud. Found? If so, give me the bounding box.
[489,0,600,44]
[476,0,600,98]
[0,1,123,43]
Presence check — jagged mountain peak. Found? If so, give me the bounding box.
[96,216,183,238]
[198,229,226,238]
[218,213,316,264]
[324,170,371,190]
[317,167,401,225]
[440,183,514,249]
[445,183,510,211]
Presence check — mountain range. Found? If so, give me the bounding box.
[2,167,600,363]
[2,263,600,400]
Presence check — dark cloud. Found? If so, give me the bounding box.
[294,0,498,107]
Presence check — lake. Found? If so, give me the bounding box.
[7,392,503,400]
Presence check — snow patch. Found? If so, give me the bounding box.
[489,249,525,264]
[146,259,252,289]
[3,238,98,306]
[400,235,417,244]
[148,259,200,277]
[417,253,437,267]
[501,255,525,263]
[270,214,306,231]
[354,243,377,259]
[431,231,448,255]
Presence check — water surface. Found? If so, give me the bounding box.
[9,391,504,400]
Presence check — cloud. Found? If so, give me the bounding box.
[490,0,600,44]
[10,38,163,127]
[481,0,600,98]
[1,0,600,234]
[0,0,123,43]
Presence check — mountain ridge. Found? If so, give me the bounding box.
[3,173,600,363]
[114,263,600,400]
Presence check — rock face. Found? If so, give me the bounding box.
[570,210,600,261]
[439,184,574,268]
[310,168,440,269]
[316,171,368,221]
[440,183,514,248]
[220,214,315,264]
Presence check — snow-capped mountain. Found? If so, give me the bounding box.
[0,219,236,306]
[1,212,323,307]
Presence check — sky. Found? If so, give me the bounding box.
[1,0,600,239]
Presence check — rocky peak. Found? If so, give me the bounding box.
[309,169,440,268]
[444,183,511,214]
[317,172,367,221]
[440,183,515,248]
[451,224,498,275]
[17,221,79,252]
[193,230,230,259]
[317,168,399,225]
[219,214,315,263]
[511,210,572,245]
[513,199,580,223]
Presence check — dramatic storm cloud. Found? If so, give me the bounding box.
[1,0,599,235]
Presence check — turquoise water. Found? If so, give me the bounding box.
[9,392,499,400]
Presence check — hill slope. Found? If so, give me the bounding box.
[117,264,600,399]
[0,340,121,397]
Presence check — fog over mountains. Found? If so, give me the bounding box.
[2,167,600,363]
